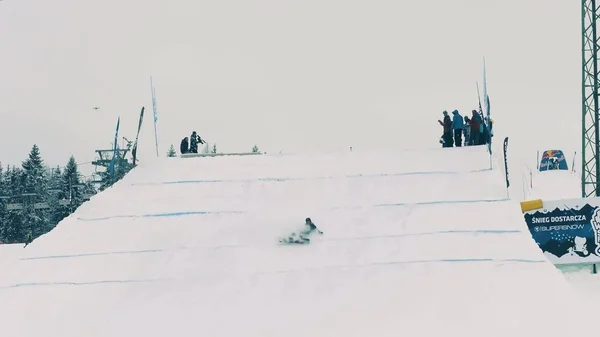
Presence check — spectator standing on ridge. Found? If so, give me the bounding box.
[180,137,189,154]
[189,131,206,153]
[470,110,481,145]
[438,111,453,147]
[189,132,199,153]
[463,116,471,146]
[485,117,494,142]
[479,113,491,145]
[451,110,463,147]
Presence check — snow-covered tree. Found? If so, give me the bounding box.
[0,163,7,243]
[47,166,68,226]
[167,145,176,157]
[0,146,98,244]
[20,145,51,239]
[59,156,85,216]
[2,166,26,243]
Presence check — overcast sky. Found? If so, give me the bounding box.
[0,0,580,176]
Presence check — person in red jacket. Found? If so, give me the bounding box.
[470,110,481,145]
[438,110,453,147]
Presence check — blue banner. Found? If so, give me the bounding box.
[108,116,120,179]
[132,107,144,166]
[523,199,600,265]
[150,76,159,156]
[539,149,568,171]
[503,137,509,188]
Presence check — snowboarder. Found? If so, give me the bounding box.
[279,217,323,244]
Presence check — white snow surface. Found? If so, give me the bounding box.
[527,170,581,200]
[0,145,587,336]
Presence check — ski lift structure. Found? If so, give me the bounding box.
[1,183,92,211]
[0,192,47,210]
[1,168,96,211]
[0,123,134,212]
[91,138,132,185]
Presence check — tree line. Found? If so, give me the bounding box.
[1,141,261,245]
[0,145,101,245]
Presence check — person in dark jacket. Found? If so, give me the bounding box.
[463,116,471,146]
[438,111,453,147]
[279,217,323,244]
[189,132,198,153]
[470,110,481,145]
[451,110,463,147]
[180,137,189,154]
[189,131,205,153]
[480,118,489,145]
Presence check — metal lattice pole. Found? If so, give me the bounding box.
[582,0,600,197]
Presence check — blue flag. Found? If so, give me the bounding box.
[108,117,120,179]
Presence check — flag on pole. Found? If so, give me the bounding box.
[109,116,120,180]
[482,57,492,155]
[150,76,159,156]
[132,107,145,166]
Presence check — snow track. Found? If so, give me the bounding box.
[0,145,587,337]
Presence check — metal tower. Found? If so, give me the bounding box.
[582,0,600,197]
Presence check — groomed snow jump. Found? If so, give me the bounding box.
[0,145,585,337]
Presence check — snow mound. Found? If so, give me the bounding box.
[0,145,586,337]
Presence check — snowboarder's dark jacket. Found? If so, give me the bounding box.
[300,219,323,236]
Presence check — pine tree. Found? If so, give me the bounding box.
[252,145,259,153]
[3,166,26,243]
[47,166,68,226]
[167,145,176,157]
[203,143,211,154]
[60,156,85,216]
[81,179,97,201]
[21,145,50,239]
[21,145,45,192]
[0,163,6,244]
[212,144,217,154]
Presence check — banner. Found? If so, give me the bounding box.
[150,76,159,157]
[108,116,120,179]
[482,57,492,155]
[538,149,568,172]
[523,197,600,265]
[132,107,145,166]
[503,137,509,188]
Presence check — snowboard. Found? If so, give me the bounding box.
[279,236,310,245]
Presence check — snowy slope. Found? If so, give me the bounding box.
[528,170,581,200]
[0,145,584,336]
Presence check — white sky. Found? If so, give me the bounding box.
[0,0,581,176]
